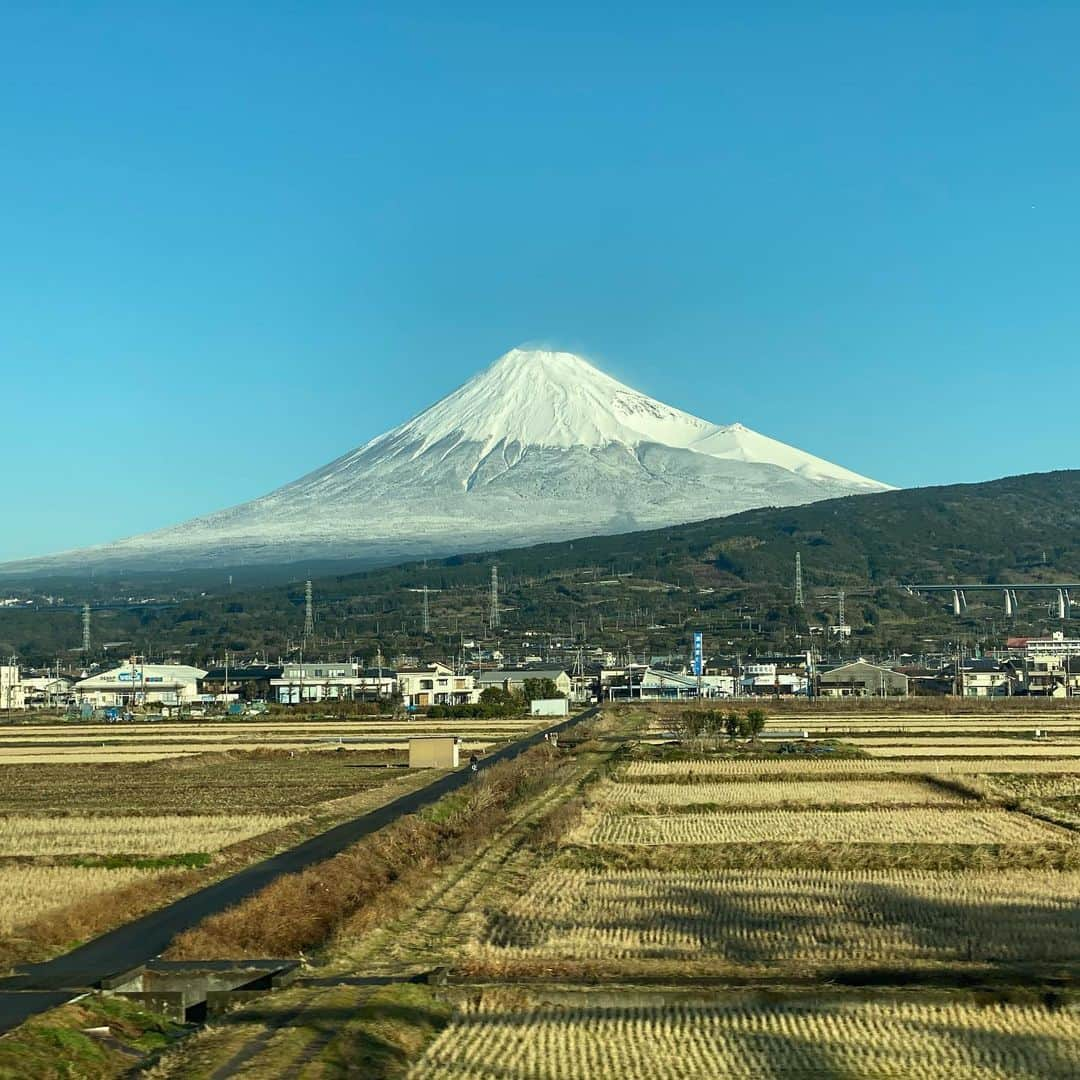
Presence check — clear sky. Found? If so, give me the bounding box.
[3,3,1079,561]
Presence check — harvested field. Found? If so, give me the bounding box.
[412,994,1080,1079]
[0,865,161,934]
[574,808,1065,846]
[0,814,296,856]
[600,779,966,808]
[862,744,1080,758]
[981,774,1080,799]
[0,750,409,816]
[476,868,1080,966]
[623,757,1080,778]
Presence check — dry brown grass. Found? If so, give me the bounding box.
[622,758,1080,778]
[167,744,566,959]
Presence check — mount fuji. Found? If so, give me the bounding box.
[7,348,892,574]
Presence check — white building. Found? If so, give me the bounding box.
[21,675,75,708]
[1022,633,1080,658]
[0,666,25,711]
[476,669,572,698]
[75,662,207,706]
[397,663,479,708]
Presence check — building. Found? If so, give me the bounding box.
[0,665,25,711]
[270,662,397,704]
[75,662,207,706]
[1016,633,1080,659]
[476,668,572,698]
[20,675,76,708]
[957,658,1015,698]
[397,663,479,708]
[201,665,283,703]
[818,660,909,698]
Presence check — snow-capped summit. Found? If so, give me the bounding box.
[3,346,892,574]
[390,348,714,453]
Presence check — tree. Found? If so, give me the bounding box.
[725,712,741,741]
[745,708,767,741]
[522,677,562,703]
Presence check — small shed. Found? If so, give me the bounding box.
[408,736,461,769]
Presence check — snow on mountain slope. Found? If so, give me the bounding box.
[3,348,893,574]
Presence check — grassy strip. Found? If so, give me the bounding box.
[166,744,567,959]
[0,994,183,1079]
[321,984,452,1078]
[553,841,1080,871]
[0,853,212,870]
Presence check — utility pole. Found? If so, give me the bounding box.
[489,565,500,630]
[303,580,314,644]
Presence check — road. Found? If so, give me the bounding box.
[0,706,596,1032]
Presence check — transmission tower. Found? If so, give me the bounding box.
[794,552,804,608]
[489,565,500,629]
[303,580,315,641]
[837,590,845,628]
[82,603,91,653]
[421,584,430,634]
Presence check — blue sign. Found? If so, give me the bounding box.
[692,632,703,676]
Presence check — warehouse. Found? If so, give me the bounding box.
[818,660,909,698]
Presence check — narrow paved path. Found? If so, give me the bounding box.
[0,707,596,1033]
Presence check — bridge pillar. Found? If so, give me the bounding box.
[1058,589,1067,620]
[1004,589,1013,617]
[952,590,961,616]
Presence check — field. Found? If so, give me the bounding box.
[0,717,540,765]
[8,701,1080,1078]
[600,778,967,807]
[624,756,1080,776]
[411,992,1080,1079]
[0,814,296,856]
[0,866,162,934]
[475,868,1080,966]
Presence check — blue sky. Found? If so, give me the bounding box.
[2,3,1079,560]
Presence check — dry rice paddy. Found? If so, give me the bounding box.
[411,994,1080,1079]
[623,757,1080,778]
[0,865,162,934]
[0,814,297,856]
[477,868,1080,965]
[861,744,1080,758]
[574,807,1064,845]
[600,779,966,808]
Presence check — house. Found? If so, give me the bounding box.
[957,658,1015,698]
[270,662,397,704]
[475,668,572,698]
[818,660,908,698]
[397,663,479,708]
[201,665,283,702]
[20,675,76,708]
[1022,654,1070,698]
[75,662,207,706]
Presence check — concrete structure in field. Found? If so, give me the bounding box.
[408,736,460,769]
[530,697,569,717]
[0,665,25,711]
[396,663,479,708]
[74,662,207,706]
[476,668,572,698]
[818,660,909,698]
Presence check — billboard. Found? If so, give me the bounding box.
[692,632,703,677]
